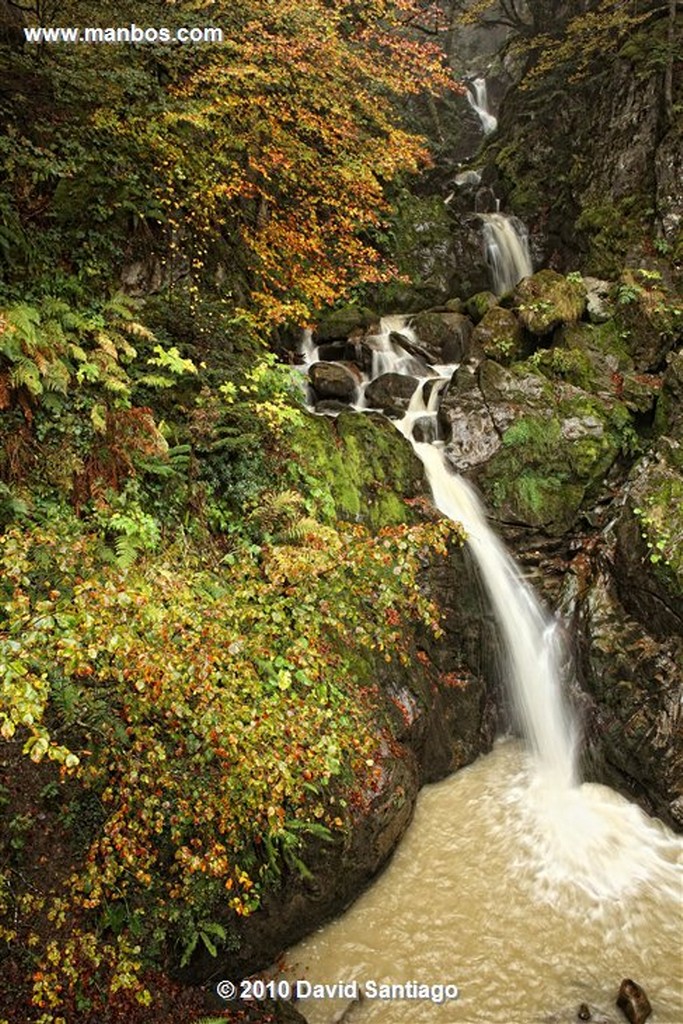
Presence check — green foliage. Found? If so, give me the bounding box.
[0,510,457,1017]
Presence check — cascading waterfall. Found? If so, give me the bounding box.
[466,76,498,135]
[414,444,578,787]
[290,317,683,1023]
[481,211,533,295]
[373,321,577,787]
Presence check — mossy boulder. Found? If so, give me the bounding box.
[409,311,473,364]
[308,361,359,402]
[464,290,498,324]
[471,306,525,365]
[288,410,426,530]
[314,305,377,343]
[440,356,634,534]
[544,320,661,414]
[513,270,586,336]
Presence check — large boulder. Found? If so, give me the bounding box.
[471,305,525,364]
[308,361,359,402]
[365,373,419,418]
[440,356,634,535]
[314,305,376,343]
[513,269,586,336]
[438,364,503,471]
[408,311,473,364]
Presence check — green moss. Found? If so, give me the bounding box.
[465,291,498,324]
[502,415,561,451]
[576,194,651,277]
[494,138,545,217]
[286,411,424,530]
[514,270,586,335]
[529,345,598,391]
[480,385,635,532]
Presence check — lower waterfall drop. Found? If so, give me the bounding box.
[291,316,683,1023]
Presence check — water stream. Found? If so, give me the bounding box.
[480,213,533,295]
[293,319,683,1023]
[467,77,498,136]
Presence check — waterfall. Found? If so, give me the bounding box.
[298,317,683,1007]
[320,316,579,786]
[481,211,533,295]
[467,76,498,135]
[412,444,578,787]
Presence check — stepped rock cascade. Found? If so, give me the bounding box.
[466,76,498,135]
[297,318,683,1023]
[481,211,533,295]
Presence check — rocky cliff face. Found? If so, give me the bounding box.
[487,14,682,277]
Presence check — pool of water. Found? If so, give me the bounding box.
[279,741,683,1024]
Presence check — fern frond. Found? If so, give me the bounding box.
[114,534,140,569]
[10,358,42,396]
[42,359,71,394]
[282,515,325,544]
[95,332,119,359]
[4,304,40,354]
[250,489,306,533]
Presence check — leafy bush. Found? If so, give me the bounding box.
[0,511,455,1019]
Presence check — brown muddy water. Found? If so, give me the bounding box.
[280,741,682,1024]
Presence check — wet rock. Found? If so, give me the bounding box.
[314,305,376,343]
[439,365,502,471]
[464,290,498,324]
[471,306,525,364]
[616,979,652,1024]
[308,362,358,402]
[314,399,353,415]
[317,341,373,374]
[365,373,419,418]
[655,123,682,249]
[409,311,474,364]
[570,557,683,829]
[412,416,439,444]
[583,277,614,324]
[513,269,586,335]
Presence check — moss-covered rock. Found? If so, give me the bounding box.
[367,193,487,311]
[543,320,661,414]
[616,449,683,637]
[314,305,377,343]
[612,270,683,372]
[513,270,586,335]
[441,354,634,534]
[471,306,525,364]
[287,410,426,531]
[409,311,473,363]
[464,290,498,324]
